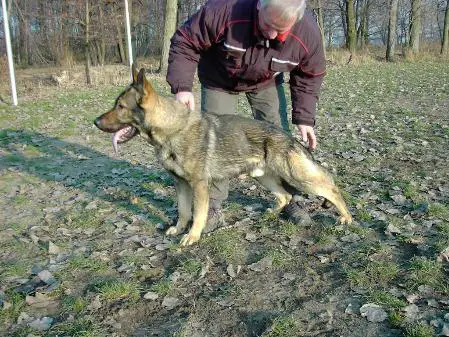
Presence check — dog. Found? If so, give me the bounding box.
[94,66,353,246]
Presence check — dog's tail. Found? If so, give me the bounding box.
[271,141,352,224]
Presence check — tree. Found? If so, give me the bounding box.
[316,0,327,59]
[409,0,422,53]
[160,0,178,73]
[356,0,370,48]
[346,0,357,53]
[386,0,399,61]
[85,0,92,85]
[442,0,449,54]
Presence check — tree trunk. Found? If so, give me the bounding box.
[160,0,178,74]
[339,0,348,42]
[112,3,126,64]
[386,0,399,61]
[409,0,421,54]
[18,0,30,65]
[85,0,92,85]
[346,0,356,54]
[442,0,449,55]
[98,0,106,65]
[359,0,369,49]
[316,0,326,60]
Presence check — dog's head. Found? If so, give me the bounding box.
[94,64,158,152]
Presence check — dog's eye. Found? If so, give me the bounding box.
[118,103,126,109]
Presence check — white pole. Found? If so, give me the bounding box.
[124,0,133,80]
[2,0,18,106]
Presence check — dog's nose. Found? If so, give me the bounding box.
[94,118,101,128]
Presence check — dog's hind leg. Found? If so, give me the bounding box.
[256,173,292,212]
[166,178,192,236]
[180,180,209,246]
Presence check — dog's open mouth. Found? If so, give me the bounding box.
[112,126,138,153]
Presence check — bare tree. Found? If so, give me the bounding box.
[85,0,92,85]
[409,0,422,53]
[386,0,399,61]
[316,0,327,59]
[442,0,449,54]
[346,0,357,53]
[160,0,178,74]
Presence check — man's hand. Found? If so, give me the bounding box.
[176,91,195,111]
[296,124,317,150]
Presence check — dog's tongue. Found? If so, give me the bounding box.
[112,126,136,154]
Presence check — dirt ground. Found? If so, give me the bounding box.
[1,61,449,337]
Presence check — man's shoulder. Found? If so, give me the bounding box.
[289,12,322,51]
[203,0,255,18]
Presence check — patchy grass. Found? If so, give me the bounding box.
[404,322,436,337]
[99,279,140,303]
[346,260,400,290]
[202,229,246,264]
[406,257,448,292]
[149,278,172,296]
[1,61,449,336]
[261,316,299,337]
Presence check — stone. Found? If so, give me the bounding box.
[143,292,159,300]
[360,303,388,322]
[162,296,180,310]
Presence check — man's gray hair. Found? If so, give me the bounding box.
[259,0,307,22]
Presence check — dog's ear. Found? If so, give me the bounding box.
[136,68,158,107]
[132,63,138,84]
[136,68,146,95]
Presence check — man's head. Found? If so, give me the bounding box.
[257,0,306,40]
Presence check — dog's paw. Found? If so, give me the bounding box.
[339,215,353,225]
[180,232,201,246]
[166,226,179,236]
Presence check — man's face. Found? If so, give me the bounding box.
[257,3,296,40]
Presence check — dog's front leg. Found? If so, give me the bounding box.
[180,180,209,246]
[166,177,192,236]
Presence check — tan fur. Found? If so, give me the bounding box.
[94,67,353,246]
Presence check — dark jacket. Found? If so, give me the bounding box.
[167,0,326,126]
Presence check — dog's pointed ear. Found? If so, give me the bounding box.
[137,68,156,97]
[132,63,138,84]
[136,68,158,107]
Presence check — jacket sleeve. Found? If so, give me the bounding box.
[289,21,326,126]
[167,2,222,94]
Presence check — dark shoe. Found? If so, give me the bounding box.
[282,201,313,226]
[203,208,226,233]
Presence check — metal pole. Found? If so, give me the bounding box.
[2,0,18,106]
[124,0,133,80]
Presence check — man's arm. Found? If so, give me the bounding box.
[289,19,326,149]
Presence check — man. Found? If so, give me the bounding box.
[166,0,326,230]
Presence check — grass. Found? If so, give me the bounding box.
[404,323,436,337]
[62,295,88,314]
[66,255,110,273]
[202,229,246,264]
[150,278,172,296]
[265,248,296,270]
[0,292,26,326]
[178,257,203,276]
[346,260,400,290]
[366,290,407,310]
[406,256,448,292]
[261,316,299,337]
[428,203,449,220]
[98,279,141,303]
[50,317,103,337]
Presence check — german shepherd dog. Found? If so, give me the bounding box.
[94,67,353,246]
